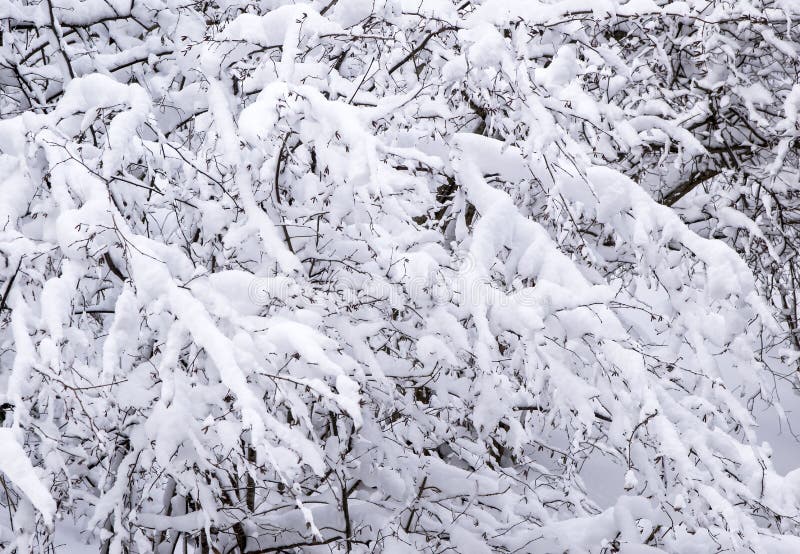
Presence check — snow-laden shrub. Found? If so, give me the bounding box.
[1,0,800,552]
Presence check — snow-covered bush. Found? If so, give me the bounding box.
[1,0,800,552]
